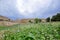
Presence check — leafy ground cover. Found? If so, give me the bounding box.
[0,22,60,40]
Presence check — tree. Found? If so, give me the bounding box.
[34,18,41,23]
[51,15,56,21]
[51,13,60,21]
[29,20,33,23]
[46,17,50,22]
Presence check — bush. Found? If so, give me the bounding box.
[34,18,41,23]
[51,13,60,21]
[46,17,50,22]
[29,20,33,23]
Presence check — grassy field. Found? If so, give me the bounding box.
[0,22,60,40]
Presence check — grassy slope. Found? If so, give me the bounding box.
[0,22,60,40]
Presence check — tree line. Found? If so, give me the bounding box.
[29,13,60,23]
[46,13,60,22]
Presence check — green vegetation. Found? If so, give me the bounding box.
[29,20,33,23]
[46,13,60,22]
[0,22,60,40]
[46,17,50,22]
[34,18,41,23]
[51,13,60,21]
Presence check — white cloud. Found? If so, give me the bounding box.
[50,0,58,10]
[0,0,59,19]
[16,0,52,17]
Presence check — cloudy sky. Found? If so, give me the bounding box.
[0,0,60,20]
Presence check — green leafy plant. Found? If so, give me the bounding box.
[0,22,60,40]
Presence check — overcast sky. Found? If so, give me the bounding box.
[0,0,60,20]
